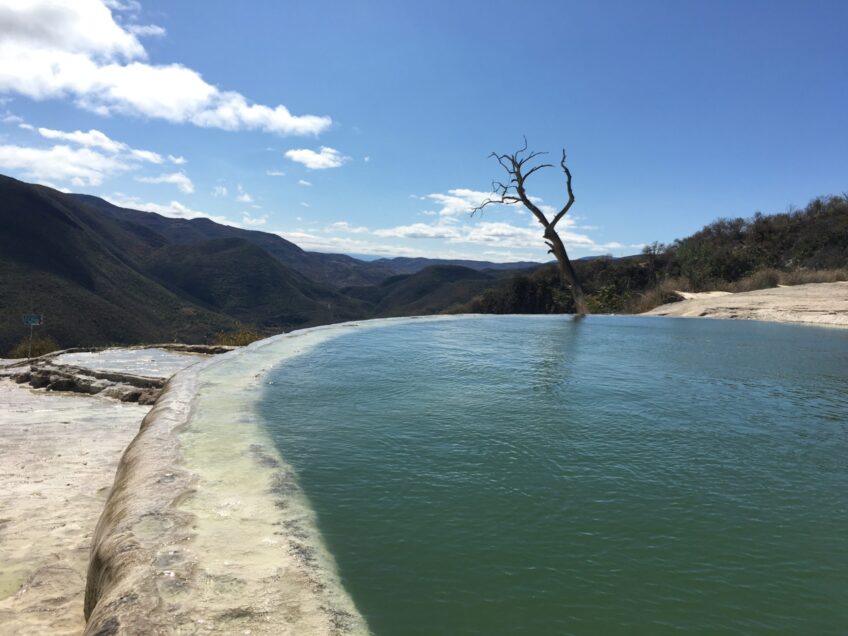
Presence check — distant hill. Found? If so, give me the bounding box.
[73,194,396,288]
[0,175,544,354]
[6,173,841,354]
[0,175,236,353]
[0,176,376,353]
[145,237,367,328]
[369,256,543,275]
[342,265,514,316]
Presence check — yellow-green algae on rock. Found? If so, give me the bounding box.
[84,320,440,635]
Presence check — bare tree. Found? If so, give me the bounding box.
[473,139,588,314]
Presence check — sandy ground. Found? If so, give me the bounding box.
[0,349,204,635]
[644,281,848,327]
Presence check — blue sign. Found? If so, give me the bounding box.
[22,313,43,326]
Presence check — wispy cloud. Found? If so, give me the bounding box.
[235,184,253,203]
[126,24,166,37]
[242,212,267,226]
[35,126,179,164]
[327,221,369,234]
[285,146,349,169]
[136,171,194,193]
[423,188,514,216]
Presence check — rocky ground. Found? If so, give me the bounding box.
[0,347,215,635]
[644,281,848,327]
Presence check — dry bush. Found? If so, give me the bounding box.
[726,268,781,293]
[8,334,60,358]
[630,278,689,313]
[779,268,848,285]
[721,268,848,293]
[213,327,264,347]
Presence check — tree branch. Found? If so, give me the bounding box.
[550,149,575,227]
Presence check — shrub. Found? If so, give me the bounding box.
[779,268,848,285]
[629,278,688,313]
[213,327,264,347]
[8,334,60,358]
[727,268,781,293]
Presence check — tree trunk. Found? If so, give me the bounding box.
[545,227,588,315]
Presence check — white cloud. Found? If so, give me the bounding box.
[104,1,141,12]
[425,188,511,216]
[167,154,186,164]
[274,231,432,258]
[36,125,171,164]
[0,143,129,185]
[458,221,541,249]
[374,222,461,240]
[363,155,370,162]
[242,212,267,226]
[300,201,310,208]
[298,179,311,186]
[327,221,369,234]
[38,126,124,152]
[265,169,285,176]
[274,230,518,260]
[126,24,165,37]
[0,120,189,187]
[399,187,640,255]
[0,1,331,136]
[285,146,349,169]
[211,185,227,197]
[235,184,253,202]
[136,171,193,193]
[127,148,162,163]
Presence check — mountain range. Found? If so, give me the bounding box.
[0,175,539,353]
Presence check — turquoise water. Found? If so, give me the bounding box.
[258,316,848,635]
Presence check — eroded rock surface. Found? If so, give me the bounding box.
[644,281,848,327]
[0,382,148,635]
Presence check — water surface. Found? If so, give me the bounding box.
[259,316,848,635]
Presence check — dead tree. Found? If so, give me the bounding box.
[473,140,589,315]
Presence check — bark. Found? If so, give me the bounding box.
[544,227,588,314]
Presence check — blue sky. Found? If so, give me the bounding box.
[1,0,846,261]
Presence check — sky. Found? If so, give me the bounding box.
[1,0,846,262]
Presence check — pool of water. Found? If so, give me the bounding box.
[258,315,848,635]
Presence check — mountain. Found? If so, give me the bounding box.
[0,175,237,353]
[144,237,368,328]
[0,176,545,354]
[368,256,544,275]
[342,265,513,316]
[0,176,375,353]
[73,194,396,288]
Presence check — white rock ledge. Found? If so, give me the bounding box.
[83,317,457,636]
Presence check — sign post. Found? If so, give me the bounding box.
[21,313,44,358]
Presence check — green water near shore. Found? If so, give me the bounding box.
[258,315,848,635]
